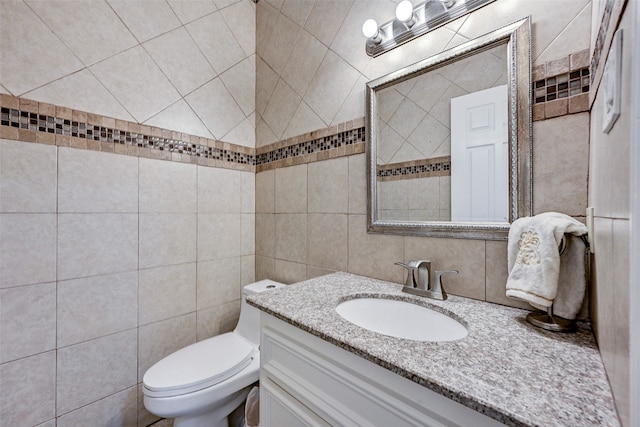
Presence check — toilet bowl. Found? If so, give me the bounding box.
[142,279,284,427]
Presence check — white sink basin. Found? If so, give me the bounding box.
[336,298,468,342]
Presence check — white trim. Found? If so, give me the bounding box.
[629,1,640,426]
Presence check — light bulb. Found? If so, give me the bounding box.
[362,18,379,39]
[395,1,414,22]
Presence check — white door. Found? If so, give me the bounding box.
[450,85,508,222]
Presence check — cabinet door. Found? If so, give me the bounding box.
[261,326,448,426]
[260,378,331,427]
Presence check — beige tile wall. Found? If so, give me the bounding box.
[0,0,256,147]
[588,2,634,425]
[255,152,530,311]
[255,0,592,310]
[0,138,255,426]
[256,0,592,147]
[2,1,631,426]
[0,350,56,426]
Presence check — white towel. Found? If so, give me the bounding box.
[506,212,588,319]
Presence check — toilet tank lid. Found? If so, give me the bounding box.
[242,279,285,296]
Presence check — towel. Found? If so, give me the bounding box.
[506,212,588,319]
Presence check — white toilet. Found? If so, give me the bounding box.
[142,279,284,427]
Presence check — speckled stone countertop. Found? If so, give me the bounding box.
[247,272,620,427]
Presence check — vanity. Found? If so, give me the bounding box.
[248,272,620,427]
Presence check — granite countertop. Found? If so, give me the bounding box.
[247,272,620,427]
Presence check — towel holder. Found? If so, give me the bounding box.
[525,234,590,332]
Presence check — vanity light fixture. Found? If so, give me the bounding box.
[362,0,496,57]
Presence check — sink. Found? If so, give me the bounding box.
[336,298,468,342]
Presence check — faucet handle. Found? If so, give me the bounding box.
[436,270,458,277]
[432,270,458,300]
[394,261,414,288]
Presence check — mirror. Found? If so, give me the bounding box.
[366,17,532,240]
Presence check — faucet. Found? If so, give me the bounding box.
[395,260,458,300]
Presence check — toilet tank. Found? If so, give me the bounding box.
[234,279,284,346]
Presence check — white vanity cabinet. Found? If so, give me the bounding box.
[259,313,503,427]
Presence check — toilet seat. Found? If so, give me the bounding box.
[143,332,257,398]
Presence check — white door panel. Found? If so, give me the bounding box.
[451,85,508,222]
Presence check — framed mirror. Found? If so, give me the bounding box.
[366,17,532,240]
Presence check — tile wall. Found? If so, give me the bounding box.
[377,175,451,221]
[1,0,632,426]
[0,0,256,147]
[0,137,256,426]
[588,1,634,425]
[255,0,592,311]
[256,0,592,147]
[376,156,451,221]
[0,1,256,426]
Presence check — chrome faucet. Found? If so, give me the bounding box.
[395,260,458,300]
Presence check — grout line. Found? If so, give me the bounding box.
[54,141,59,420]
[136,155,141,388]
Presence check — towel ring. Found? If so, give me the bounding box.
[525,234,590,332]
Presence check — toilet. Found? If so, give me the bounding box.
[142,279,284,427]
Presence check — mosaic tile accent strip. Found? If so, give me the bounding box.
[257,128,364,165]
[0,105,254,170]
[377,156,451,181]
[533,67,590,104]
[530,49,592,122]
[256,118,366,172]
[590,0,615,86]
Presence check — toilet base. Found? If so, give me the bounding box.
[169,387,249,427]
[172,412,227,427]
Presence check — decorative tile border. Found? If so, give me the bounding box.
[590,0,615,88]
[0,106,257,162]
[377,156,451,181]
[533,68,590,103]
[0,95,256,171]
[531,49,591,121]
[0,95,365,172]
[588,0,626,108]
[255,118,366,172]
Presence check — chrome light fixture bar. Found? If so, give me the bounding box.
[363,0,496,57]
